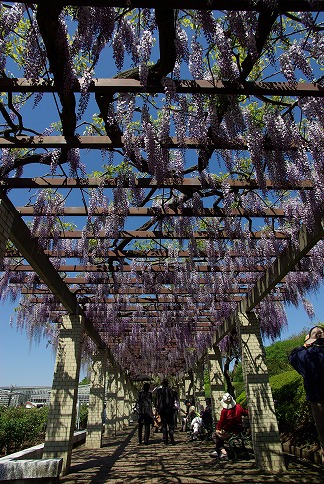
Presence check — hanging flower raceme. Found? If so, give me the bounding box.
[280,40,313,85]
[256,298,288,341]
[72,6,115,65]
[189,37,204,80]
[244,108,266,190]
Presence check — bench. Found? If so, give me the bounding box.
[227,427,253,461]
[0,458,63,483]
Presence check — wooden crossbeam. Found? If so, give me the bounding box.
[4,248,315,259]
[212,216,324,345]
[3,1,323,12]
[244,218,324,311]
[30,229,288,240]
[1,78,323,96]
[25,295,284,306]
[0,191,108,349]
[0,135,308,151]
[1,177,314,190]
[16,206,285,218]
[19,284,248,296]
[21,287,241,307]
[10,278,260,290]
[4,263,279,273]
[22,294,247,304]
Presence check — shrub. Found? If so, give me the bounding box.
[236,370,319,447]
[0,406,48,456]
[270,371,318,446]
[265,334,305,377]
[78,404,88,430]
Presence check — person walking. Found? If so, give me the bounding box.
[289,325,324,464]
[155,378,178,444]
[136,382,154,445]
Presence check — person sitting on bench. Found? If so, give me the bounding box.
[210,393,248,460]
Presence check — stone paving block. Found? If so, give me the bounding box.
[59,425,324,483]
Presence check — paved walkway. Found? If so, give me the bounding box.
[60,425,324,484]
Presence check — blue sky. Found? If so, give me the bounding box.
[1,285,323,387]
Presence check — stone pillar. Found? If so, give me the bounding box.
[85,349,107,448]
[237,311,285,472]
[207,346,225,419]
[0,199,14,260]
[123,381,130,426]
[178,378,186,403]
[119,373,128,428]
[124,380,135,426]
[116,371,125,431]
[184,370,194,402]
[105,364,118,436]
[193,359,205,411]
[43,314,84,475]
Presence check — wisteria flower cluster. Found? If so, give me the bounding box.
[0,3,323,379]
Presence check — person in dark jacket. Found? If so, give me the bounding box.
[136,382,154,445]
[289,325,324,461]
[155,378,177,444]
[210,393,248,460]
[201,397,213,430]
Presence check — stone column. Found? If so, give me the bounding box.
[207,346,225,419]
[124,380,135,426]
[0,199,14,260]
[116,371,125,431]
[43,314,84,475]
[184,370,194,402]
[85,349,107,448]
[123,381,130,426]
[178,378,186,403]
[237,311,284,472]
[105,364,118,436]
[193,359,205,411]
[174,380,181,426]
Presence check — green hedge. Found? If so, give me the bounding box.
[78,404,88,430]
[0,406,48,456]
[236,370,319,446]
[0,403,89,457]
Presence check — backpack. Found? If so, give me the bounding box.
[157,386,175,413]
[137,390,153,418]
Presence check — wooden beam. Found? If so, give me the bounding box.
[3,1,323,12]
[31,229,289,240]
[19,285,248,296]
[0,135,308,151]
[1,177,314,190]
[4,247,315,259]
[16,206,286,218]
[1,78,323,96]
[243,217,324,312]
[19,289,240,303]
[4,263,279,273]
[0,191,106,349]
[212,216,324,344]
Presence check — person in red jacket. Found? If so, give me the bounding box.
[210,393,248,460]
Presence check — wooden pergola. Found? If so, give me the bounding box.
[0,0,323,474]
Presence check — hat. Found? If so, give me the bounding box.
[221,393,236,409]
[305,326,324,345]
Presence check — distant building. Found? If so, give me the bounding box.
[0,384,90,407]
